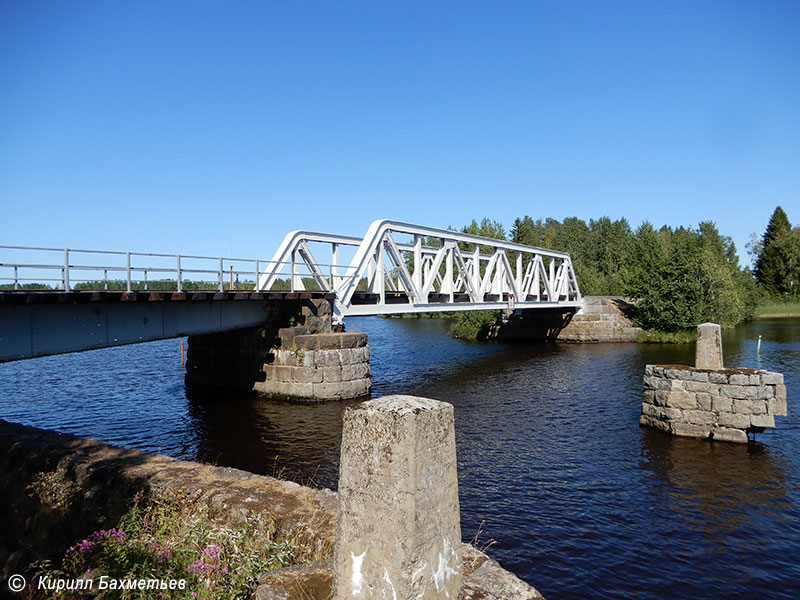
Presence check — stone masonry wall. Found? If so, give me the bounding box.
[557,296,641,342]
[255,331,371,400]
[641,365,787,443]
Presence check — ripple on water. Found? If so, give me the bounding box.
[1,318,799,599]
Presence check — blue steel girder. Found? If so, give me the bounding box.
[0,296,278,362]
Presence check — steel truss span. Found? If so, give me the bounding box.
[256,219,581,323]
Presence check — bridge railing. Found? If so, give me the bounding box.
[256,219,581,319]
[0,245,279,293]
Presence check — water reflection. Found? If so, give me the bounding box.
[186,395,353,487]
[640,430,792,548]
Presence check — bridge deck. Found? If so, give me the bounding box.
[0,290,334,306]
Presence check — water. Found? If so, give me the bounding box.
[1,317,798,599]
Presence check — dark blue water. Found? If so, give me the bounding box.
[1,317,798,600]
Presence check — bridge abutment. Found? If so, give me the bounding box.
[486,307,577,342]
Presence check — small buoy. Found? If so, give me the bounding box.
[757,335,762,354]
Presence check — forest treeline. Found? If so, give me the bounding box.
[454,205,797,334]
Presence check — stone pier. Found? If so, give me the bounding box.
[641,323,787,443]
[334,396,462,599]
[255,299,371,401]
[186,298,371,401]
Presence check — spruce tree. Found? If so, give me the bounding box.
[755,206,792,296]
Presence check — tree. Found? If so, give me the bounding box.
[754,206,792,296]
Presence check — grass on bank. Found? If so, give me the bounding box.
[635,329,696,344]
[755,300,800,317]
[28,485,326,600]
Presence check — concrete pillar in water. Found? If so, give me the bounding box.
[333,395,462,600]
[695,322,723,369]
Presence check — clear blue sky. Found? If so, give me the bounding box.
[2,1,798,266]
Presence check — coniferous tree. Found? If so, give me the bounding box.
[754,206,792,296]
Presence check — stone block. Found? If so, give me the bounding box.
[339,332,368,349]
[645,417,671,432]
[696,393,713,411]
[653,390,670,407]
[645,365,655,376]
[671,423,711,439]
[270,349,295,367]
[641,402,659,417]
[754,386,774,400]
[665,391,698,410]
[644,376,677,391]
[304,316,330,334]
[278,326,308,348]
[695,322,723,369]
[717,412,751,429]
[264,364,294,382]
[721,385,758,400]
[683,410,716,426]
[711,396,732,413]
[769,394,787,417]
[750,414,775,428]
[301,298,332,316]
[291,366,324,384]
[689,371,710,382]
[775,384,787,402]
[314,350,342,367]
[317,333,348,350]
[733,399,766,415]
[712,427,748,443]
[255,380,314,398]
[313,378,370,400]
[322,366,343,383]
[709,372,729,384]
[760,371,784,385]
[643,390,656,405]
[294,335,320,351]
[665,368,692,380]
[729,374,751,386]
[342,363,370,381]
[340,347,369,366]
[334,396,461,600]
[686,381,720,394]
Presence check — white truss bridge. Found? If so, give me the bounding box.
[257,219,581,323]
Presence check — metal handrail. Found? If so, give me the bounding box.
[0,245,311,293]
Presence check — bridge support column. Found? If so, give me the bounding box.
[255,299,371,401]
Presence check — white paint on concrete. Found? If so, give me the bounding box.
[430,537,459,596]
[382,568,397,600]
[351,550,367,596]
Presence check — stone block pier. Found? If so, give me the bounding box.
[641,323,788,443]
[186,298,371,401]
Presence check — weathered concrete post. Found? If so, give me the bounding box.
[695,322,723,369]
[333,395,462,599]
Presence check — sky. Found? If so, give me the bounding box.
[1,1,799,268]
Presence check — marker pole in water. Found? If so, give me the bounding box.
[757,335,762,354]
[180,340,185,366]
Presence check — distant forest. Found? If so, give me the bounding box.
[454,205,797,333]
